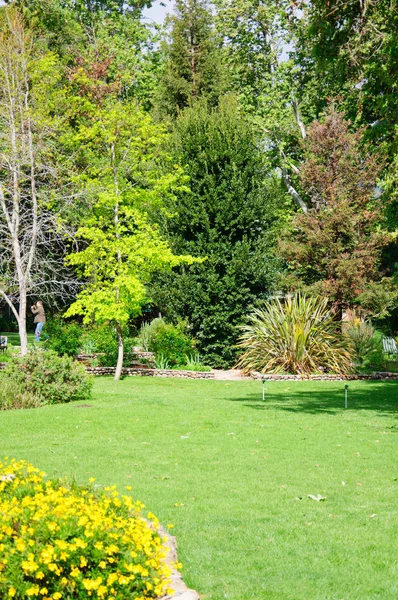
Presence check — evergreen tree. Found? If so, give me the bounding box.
[151,97,287,367]
[158,0,226,116]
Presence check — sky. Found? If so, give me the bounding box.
[142,0,175,25]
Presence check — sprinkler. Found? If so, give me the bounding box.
[344,384,349,409]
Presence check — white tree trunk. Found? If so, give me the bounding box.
[114,323,124,381]
[17,286,28,355]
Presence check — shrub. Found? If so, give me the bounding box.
[1,350,92,405]
[343,320,381,366]
[0,458,175,600]
[80,326,136,367]
[45,318,83,357]
[0,348,15,363]
[236,294,353,375]
[343,320,375,362]
[0,379,41,410]
[146,319,196,367]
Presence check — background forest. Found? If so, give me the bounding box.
[0,0,397,368]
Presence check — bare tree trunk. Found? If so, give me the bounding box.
[0,11,37,354]
[115,323,124,381]
[18,285,28,355]
[0,9,77,354]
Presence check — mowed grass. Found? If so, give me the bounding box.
[1,378,398,600]
[0,331,35,346]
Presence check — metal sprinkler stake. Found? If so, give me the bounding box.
[344,384,349,409]
[262,379,265,402]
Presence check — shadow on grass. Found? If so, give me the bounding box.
[227,381,398,416]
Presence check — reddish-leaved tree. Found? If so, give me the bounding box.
[280,108,393,315]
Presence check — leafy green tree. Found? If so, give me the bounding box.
[215,0,285,107]
[157,0,226,116]
[63,83,197,378]
[151,97,287,367]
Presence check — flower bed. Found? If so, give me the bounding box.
[0,459,176,599]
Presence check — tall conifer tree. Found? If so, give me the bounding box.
[158,0,226,115]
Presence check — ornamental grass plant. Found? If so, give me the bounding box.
[236,294,353,375]
[0,458,175,600]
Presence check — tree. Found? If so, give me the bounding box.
[157,0,226,116]
[151,97,286,367]
[0,8,76,354]
[279,109,394,315]
[291,0,398,232]
[63,87,197,379]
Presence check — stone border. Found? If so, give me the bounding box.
[251,372,398,381]
[84,366,215,379]
[1,361,398,381]
[158,525,199,600]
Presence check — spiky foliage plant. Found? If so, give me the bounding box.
[236,294,353,375]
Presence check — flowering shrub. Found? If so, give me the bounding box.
[0,459,175,599]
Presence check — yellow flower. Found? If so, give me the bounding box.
[80,556,88,568]
[53,594,62,600]
[8,588,16,597]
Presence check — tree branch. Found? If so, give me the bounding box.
[281,166,308,213]
[0,287,20,322]
[292,98,307,140]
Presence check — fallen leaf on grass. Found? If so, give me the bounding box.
[369,514,377,518]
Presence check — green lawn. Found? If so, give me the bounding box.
[0,331,35,346]
[1,378,398,599]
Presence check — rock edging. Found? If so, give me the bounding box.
[250,372,398,381]
[84,366,214,379]
[159,525,199,600]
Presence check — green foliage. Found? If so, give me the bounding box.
[44,317,83,356]
[151,97,285,367]
[158,0,227,116]
[343,321,398,372]
[81,325,136,367]
[1,350,92,405]
[62,84,198,374]
[0,378,41,410]
[180,352,212,371]
[154,353,170,370]
[146,318,195,367]
[138,321,152,352]
[236,294,353,375]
